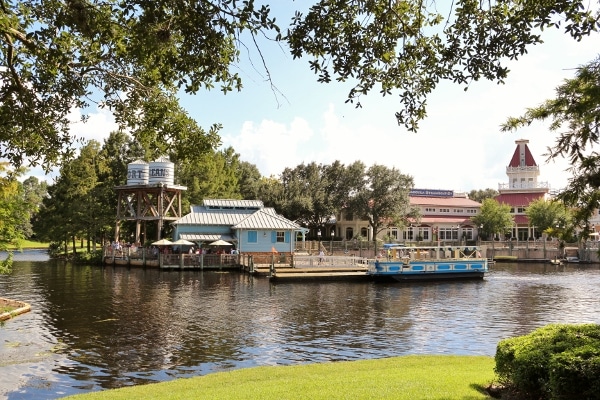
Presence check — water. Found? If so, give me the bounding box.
[1,253,600,399]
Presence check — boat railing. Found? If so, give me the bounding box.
[382,245,484,261]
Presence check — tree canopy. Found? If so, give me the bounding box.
[471,198,513,240]
[2,1,598,172]
[346,164,419,250]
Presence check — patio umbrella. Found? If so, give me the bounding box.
[172,239,195,245]
[152,239,173,246]
[208,239,233,246]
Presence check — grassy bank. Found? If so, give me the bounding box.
[7,239,49,249]
[66,355,496,399]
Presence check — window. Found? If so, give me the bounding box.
[417,227,429,240]
[403,227,414,241]
[345,212,354,221]
[248,231,257,243]
[439,227,458,240]
[390,228,398,239]
[276,231,285,243]
[463,228,474,240]
[439,208,449,213]
[345,227,353,240]
[360,227,368,237]
[425,207,435,212]
[517,207,525,213]
[453,209,464,213]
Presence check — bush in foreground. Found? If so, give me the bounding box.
[494,323,600,399]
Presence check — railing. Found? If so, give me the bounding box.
[293,255,369,268]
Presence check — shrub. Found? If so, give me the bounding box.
[494,323,600,399]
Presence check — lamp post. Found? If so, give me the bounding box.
[317,229,321,250]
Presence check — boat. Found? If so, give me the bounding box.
[367,245,488,282]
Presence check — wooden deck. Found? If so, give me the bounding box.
[104,248,372,280]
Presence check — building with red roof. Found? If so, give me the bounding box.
[335,189,483,244]
[494,139,550,240]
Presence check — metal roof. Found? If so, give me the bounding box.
[174,208,256,225]
[179,234,236,242]
[508,140,537,167]
[174,203,301,231]
[202,199,264,209]
[233,209,302,230]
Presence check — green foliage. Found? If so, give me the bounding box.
[471,198,513,239]
[468,188,499,203]
[288,1,598,131]
[495,323,600,400]
[347,164,419,249]
[177,146,242,210]
[2,1,598,172]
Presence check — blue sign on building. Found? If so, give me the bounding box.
[409,189,454,197]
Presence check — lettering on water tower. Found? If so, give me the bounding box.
[128,169,145,179]
[150,168,170,178]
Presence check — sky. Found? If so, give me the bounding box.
[30,13,600,194]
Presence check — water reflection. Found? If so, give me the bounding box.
[1,261,599,399]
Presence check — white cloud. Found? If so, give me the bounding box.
[221,117,314,176]
[68,106,117,143]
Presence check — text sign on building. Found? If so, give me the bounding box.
[410,189,454,197]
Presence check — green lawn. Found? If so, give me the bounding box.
[65,355,497,400]
[7,239,49,249]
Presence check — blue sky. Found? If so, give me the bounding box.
[40,16,600,193]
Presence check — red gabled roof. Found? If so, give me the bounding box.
[508,141,537,167]
[494,192,545,207]
[513,215,530,224]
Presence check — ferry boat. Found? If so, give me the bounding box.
[368,245,488,282]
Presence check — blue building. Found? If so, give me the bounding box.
[172,199,307,254]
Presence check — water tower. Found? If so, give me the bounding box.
[115,157,186,243]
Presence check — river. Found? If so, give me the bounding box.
[1,250,599,399]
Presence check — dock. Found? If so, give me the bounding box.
[269,265,370,281]
[104,247,375,280]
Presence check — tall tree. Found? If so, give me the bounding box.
[2,1,597,171]
[34,140,112,255]
[0,164,32,272]
[526,198,571,237]
[13,176,48,240]
[347,164,419,251]
[236,161,264,200]
[471,199,514,240]
[177,146,242,209]
[279,162,332,230]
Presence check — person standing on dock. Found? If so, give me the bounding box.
[318,249,325,265]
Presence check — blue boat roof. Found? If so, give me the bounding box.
[382,243,406,249]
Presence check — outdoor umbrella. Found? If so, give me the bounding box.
[172,239,195,245]
[152,239,173,246]
[208,239,233,246]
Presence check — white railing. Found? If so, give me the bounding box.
[293,255,368,268]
